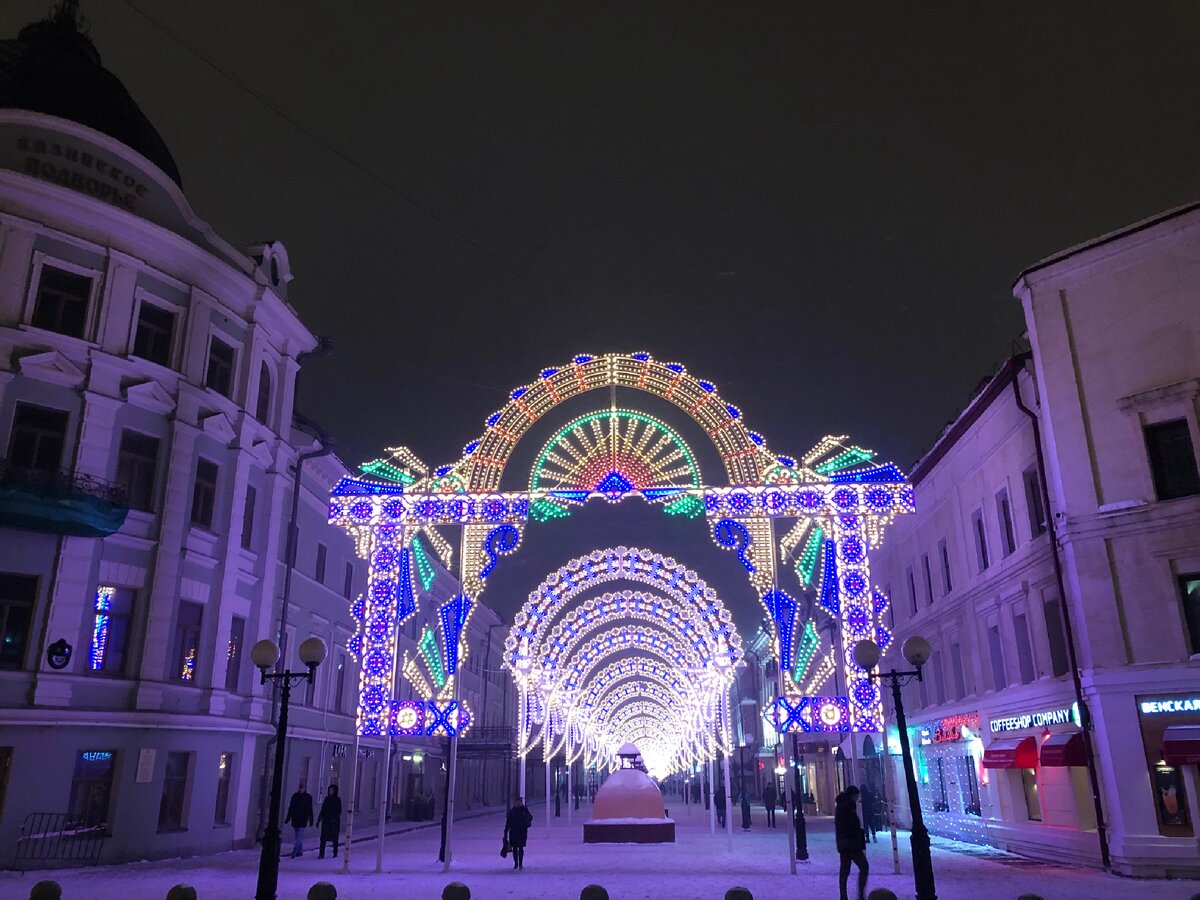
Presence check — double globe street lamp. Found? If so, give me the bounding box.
[852,634,937,900]
[252,636,328,900]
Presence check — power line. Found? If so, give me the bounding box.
[119,0,522,277]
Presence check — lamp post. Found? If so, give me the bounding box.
[253,636,327,900]
[852,635,936,900]
[791,732,808,860]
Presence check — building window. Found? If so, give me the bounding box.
[1013,612,1036,684]
[315,543,327,584]
[333,653,348,713]
[933,757,949,811]
[214,753,234,825]
[69,750,115,827]
[931,649,946,705]
[7,404,68,475]
[987,624,1005,691]
[922,553,934,605]
[1145,420,1200,501]
[1021,768,1042,821]
[0,573,36,670]
[1023,468,1047,537]
[305,656,318,706]
[158,751,191,832]
[132,302,175,366]
[950,642,966,699]
[225,615,245,693]
[173,601,203,682]
[255,362,272,422]
[191,458,218,529]
[906,565,917,616]
[240,485,256,550]
[963,757,982,816]
[1044,597,1070,676]
[1180,575,1200,657]
[89,586,133,674]
[205,336,236,397]
[938,539,953,595]
[31,265,91,339]
[116,430,160,512]
[972,508,990,572]
[343,562,355,600]
[996,488,1017,556]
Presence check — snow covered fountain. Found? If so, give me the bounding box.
[584,743,676,844]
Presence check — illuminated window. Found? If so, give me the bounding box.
[214,753,234,825]
[1180,575,1200,656]
[89,586,133,674]
[69,750,115,827]
[173,601,203,682]
[1021,768,1041,821]
[32,265,91,338]
[225,615,245,693]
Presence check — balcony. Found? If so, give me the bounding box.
[0,459,129,537]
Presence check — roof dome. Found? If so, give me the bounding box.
[0,2,182,186]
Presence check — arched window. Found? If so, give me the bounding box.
[255,362,272,423]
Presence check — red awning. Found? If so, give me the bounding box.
[1040,731,1085,767]
[1163,726,1200,766]
[982,737,1038,769]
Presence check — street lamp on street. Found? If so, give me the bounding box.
[253,636,327,900]
[852,635,936,900]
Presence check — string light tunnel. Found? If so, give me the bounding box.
[329,353,914,764]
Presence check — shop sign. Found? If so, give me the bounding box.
[989,702,1079,734]
[933,713,980,743]
[1140,697,1200,715]
[332,744,347,758]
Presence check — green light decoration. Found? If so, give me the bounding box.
[663,495,705,518]
[796,527,824,586]
[359,458,416,484]
[530,497,572,522]
[792,619,821,684]
[420,626,446,688]
[411,536,436,591]
[814,447,875,474]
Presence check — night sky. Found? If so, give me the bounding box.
[6,2,1200,625]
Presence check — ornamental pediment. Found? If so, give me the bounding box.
[122,379,176,415]
[15,349,85,387]
[201,411,237,446]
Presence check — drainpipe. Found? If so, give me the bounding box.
[1012,352,1112,871]
[256,338,333,843]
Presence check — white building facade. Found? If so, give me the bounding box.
[875,202,1200,877]
[0,9,513,865]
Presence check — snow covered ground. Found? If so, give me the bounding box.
[5,804,1200,900]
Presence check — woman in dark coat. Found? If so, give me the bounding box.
[316,784,342,859]
[504,795,534,870]
[835,786,869,900]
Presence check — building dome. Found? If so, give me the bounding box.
[592,767,667,820]
[0,2,182,186]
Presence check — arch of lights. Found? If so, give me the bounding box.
[329,352,914,757]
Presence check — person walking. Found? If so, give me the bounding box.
[284,781,315,858]
[762,781,777,828]
[859,784,878,843]
[504,795,533,870]
[714,782,727,828]
[835,786,869,900]
[317,784,342,859]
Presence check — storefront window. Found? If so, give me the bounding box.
[933,757,949,811]
[1021,768,1041,821]
[1152,763,1190,829]
[69,750,115,829]
[963,755,982,816]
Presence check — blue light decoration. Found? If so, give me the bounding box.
[397,546,417,621]
[480,524,521,579]
[810,696,851,732]
[817,539,839,615]
[762,589,798,671]
[771,696,810,733]
[830,463,906,484]
[596,471,634,500]
[713,518,755,573]
[426,699,472,737]
[89,585,115,670]
[439,593,474,674]
[392,699,426,736]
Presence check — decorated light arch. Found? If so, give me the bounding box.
[329,352,913,767]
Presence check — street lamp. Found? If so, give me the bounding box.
[253,636,327,900]
[853,635,936,900]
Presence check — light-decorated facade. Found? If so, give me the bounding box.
[329,352,915,858]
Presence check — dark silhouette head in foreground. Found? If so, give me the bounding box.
[442,882,471,900]
[307,882,337,900]
[165,886,197,900]
[29,882,62,900]
[725,888,754,900]
[581,886,610,900]
[867,889,899,900]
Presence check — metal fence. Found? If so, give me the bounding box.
[11,812,108,871]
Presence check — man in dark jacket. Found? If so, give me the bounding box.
[317,784,342,859]
[504,795,534,870]
[860,784,878,843]
[835,786,869,900]
[762,782,778,827]
[714,783,727,828]
[284,781,314,858]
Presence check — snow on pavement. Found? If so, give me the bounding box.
[4,806,1199,900]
